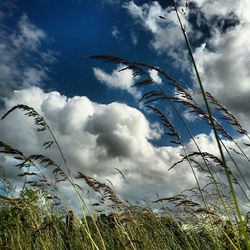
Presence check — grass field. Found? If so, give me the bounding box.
[0,187,248,250]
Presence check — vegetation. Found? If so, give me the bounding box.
[0,188,246,250]
[0,0,249,249]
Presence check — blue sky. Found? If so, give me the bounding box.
[0,0,250,209]
[3,0,194,96]
[12,0,166,100]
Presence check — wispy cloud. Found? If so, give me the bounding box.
[123,1,191,71]
[0,12,58,97]
[130,31,138,45]
[11,14,46,50]
[111,25,122,40]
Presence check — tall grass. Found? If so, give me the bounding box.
[0,0,249,249]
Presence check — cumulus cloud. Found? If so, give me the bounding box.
[190,0,250,128]
[0,86,199,203]
[121,0,250,130]
[0,11,57,97]
[1,87,249,208]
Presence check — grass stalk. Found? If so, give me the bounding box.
[170,1,249,248]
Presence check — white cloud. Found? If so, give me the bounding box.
[93,64,140,97]
[119,0,249,132]
[191,0,236,20]
[122,0,250,130]
[11,14,46,50]
[183,110,197,122]
[148,68,162,84]
[123,1,191,71]
[93,64,161,98]
[22,67,48,87]
[1,87,249,208]
[191,0,250,23]
[0,86,198,204]
[123,1,144,20]
[191,1,250,128]
[0,12,57,97]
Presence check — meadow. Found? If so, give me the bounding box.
[0,1,250,249]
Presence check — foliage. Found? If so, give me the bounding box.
[0,196,244,250]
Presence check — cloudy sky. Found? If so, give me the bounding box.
[0,0,250,211]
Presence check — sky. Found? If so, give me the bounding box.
[0,0,250,211]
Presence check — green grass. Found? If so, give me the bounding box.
[0,189,245,250]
